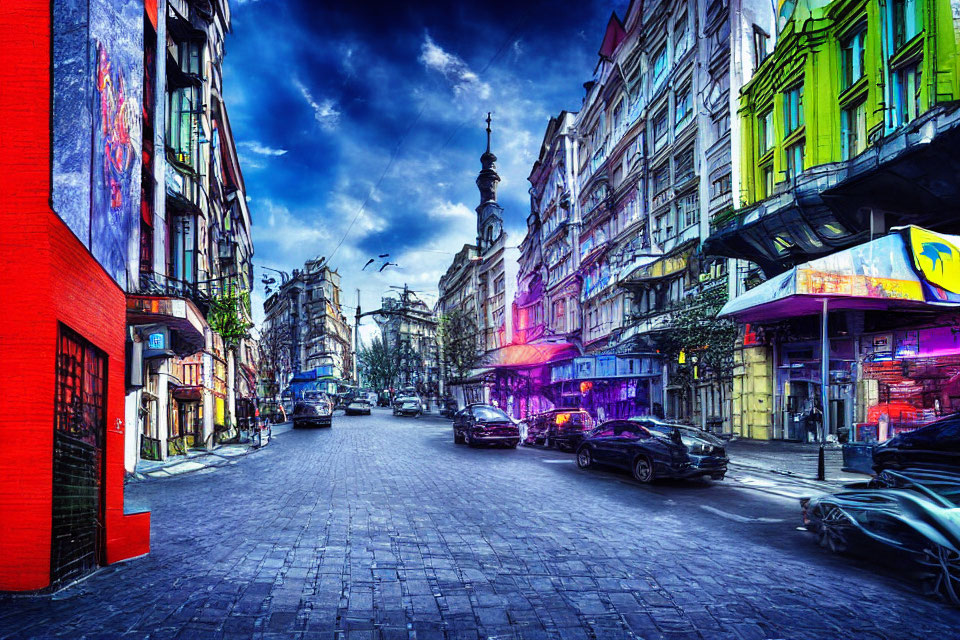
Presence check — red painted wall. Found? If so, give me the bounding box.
[0,1,150,591]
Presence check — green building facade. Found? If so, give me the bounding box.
[739,0,960,207]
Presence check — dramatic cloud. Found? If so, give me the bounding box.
[419,34,491,100]
[224,0,624,328]
[238,141,288,156]
[293,78,341,131]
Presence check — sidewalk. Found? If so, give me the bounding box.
[725,437,867,484]
[127,422,293,482]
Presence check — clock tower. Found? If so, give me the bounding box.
[476,112,503,253]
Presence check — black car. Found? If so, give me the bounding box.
[453,404,520,448]
[873,414,960,472]
[521,409,594,451]
[345,397,372,415]
[575,419,703,483]
[629,417,728,480]
[801,468,960,605]
[292,394,333,428]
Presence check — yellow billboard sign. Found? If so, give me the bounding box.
[909,227,960,294]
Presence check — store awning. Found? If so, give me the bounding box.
[481,341,579,369]
[719,227,960,322]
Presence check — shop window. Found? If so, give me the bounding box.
[758,109,774,154]
[841,99,867,160]
[652,45,667,85]
[785,140,805,181]
[653,108,669,151]
[678,193,699,229]
[892,0,920,51]
[674,15,689,58]
[783,84,804,136]
[840,26,866,90]
[753,26,770,67]
[761,164,775,198]
[893,63,922,127]
[711,172,732,199]
[675,86,692,129]
[675,149,695,184]
[653,164,670,194]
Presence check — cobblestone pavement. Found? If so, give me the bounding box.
[2,409,959,639]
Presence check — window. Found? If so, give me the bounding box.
[678,193,699,229]
[753,26,770,66]
[652,45,667,84]
[840,27,866,90]
[892,0,920,51]
[674,149,695,184]
[783,85,804,135]
[711,173,732,199]
[758,109,774,154]
[674,15,689,58]
[613,101,624,138]
[785,140,805,180]
[675,86,692,128]
[761,164,775,198]
[841,99,867,159]
[653,212,670,244]
[713,110,730,138]
[653,108,668,148]
[894,63,922,127]
[653,165,670,194]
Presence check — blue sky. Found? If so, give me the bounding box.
[223,0,624,338]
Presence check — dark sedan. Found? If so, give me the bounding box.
[801,468,960,605]
[291,395,333,428]
[629,417,728,480]
[453,404,520,448]
[575,420,701,483]
[522,409,594,451]
[873,414,960,473]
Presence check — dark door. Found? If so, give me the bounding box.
[51,325,107,586]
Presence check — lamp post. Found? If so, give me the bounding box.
[818,298,830,481]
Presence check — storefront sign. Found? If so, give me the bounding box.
[630,250,690,281]
[147,332,165,350]
[796,269,923,300]
[909,227,960,294]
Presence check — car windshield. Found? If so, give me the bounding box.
[472,406,511,421]
[399,396,418,403]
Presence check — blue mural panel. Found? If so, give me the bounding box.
[52,0,143,290]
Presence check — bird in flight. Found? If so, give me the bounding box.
[379,262,398,272]
[362,258,376,270]
[378,253,390,258]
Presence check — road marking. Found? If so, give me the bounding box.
[700,504,784,523]
[542,459,574,464]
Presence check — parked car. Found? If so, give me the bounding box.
[345,396,372,416]
[873,414,960,472]
[453,404,520,448]
[629,417,728,480]
[521,409,594,451]
[393,395,423,417]
[575,419,716,483]
[800,467,960,605]
[292,394,333,428]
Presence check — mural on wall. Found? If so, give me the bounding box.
[51,0,143,290]
[91,39,140,287]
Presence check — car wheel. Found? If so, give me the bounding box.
[632,455,654,484]
[918,544,960,605]
[466,432,476,447]
[292,420,300,429]
[576,447,592,469]
[815,504,852,554]
[454,429,464,444]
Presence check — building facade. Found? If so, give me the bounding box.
[376,287,439,395]
[705,0,960,440]
[124,0,257,467]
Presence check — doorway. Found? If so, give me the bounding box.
[51,325,107,586]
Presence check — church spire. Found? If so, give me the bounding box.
[485,112,492,153]
[476,112,503,253]
[477,112,499,205]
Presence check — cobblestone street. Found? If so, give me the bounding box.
[2,409,958,639]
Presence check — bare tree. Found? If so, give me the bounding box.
[437,308,481,384]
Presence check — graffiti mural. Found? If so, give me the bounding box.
[51,0,142,289]
[91,39,140,286]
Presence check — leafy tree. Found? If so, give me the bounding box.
[358,336,401,391]
[652,285,738,418]
[437,308,481,384]
[209,289,251,346]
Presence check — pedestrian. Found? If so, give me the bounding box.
[807,403,823,443]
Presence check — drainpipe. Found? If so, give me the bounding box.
[818,298,830,481]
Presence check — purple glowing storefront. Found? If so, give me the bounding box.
[546,351,662,422]
[474,342,580,419]
[720,226,960,443]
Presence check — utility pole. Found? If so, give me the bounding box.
[354,289,361,386]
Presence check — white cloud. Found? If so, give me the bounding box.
[419,34,491,100]
[293,78,341,131]
[428,200,474,221]
[239,141,288,156]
